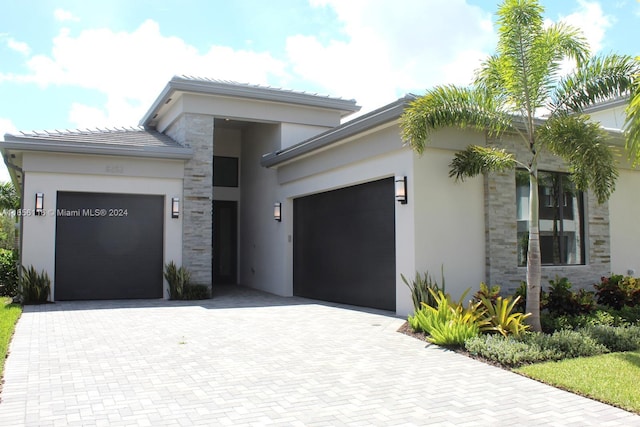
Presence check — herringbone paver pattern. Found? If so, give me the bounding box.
[1,286,639,426]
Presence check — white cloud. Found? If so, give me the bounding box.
[7,20,288,128]
[560,0,612,53]
[286,0,496,112]
[6,37,30,55]
[54,9,79,22]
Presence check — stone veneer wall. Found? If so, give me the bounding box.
[484,135,610,293]
[165,113,214,285]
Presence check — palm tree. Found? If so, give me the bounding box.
[400,0,640,331]
[0,181,19,212]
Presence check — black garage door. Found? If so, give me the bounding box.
[55,192,164,300]
[293,178,396,310]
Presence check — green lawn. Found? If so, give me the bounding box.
[515,350,640,414]
[0,297,22,379]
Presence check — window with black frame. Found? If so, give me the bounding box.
[213,156,239,187]
[515,170,585,266]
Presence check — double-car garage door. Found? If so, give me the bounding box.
[55,192,164,300]
[293,178,396,311]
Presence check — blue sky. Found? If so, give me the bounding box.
[1,0,639,181]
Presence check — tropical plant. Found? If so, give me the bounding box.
[0,182,19,252]
[478,295,530,337]
[19,265,50,304]
[164,261,191,300]
[408,288,486,346]
[400,0,640,331]
[473,282,501,305]
[544,276,596,316]
[594,274,640,309]
[0,182,19,212]
[401,267,445,311]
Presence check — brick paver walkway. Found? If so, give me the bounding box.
[1,286,639,426]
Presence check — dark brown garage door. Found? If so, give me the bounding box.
[293,178,396,310]
[55,192,164,300]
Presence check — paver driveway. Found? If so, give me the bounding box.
[1,286,639,426]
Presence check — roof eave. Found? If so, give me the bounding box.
[0,138,193,160]
[261,95,415,168]
[140,76,362,127]
[139,81,175,127]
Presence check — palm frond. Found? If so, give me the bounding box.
[448,145,517,181]
[624,76,640,164]
[550,54,640,115]
[539,114,618,203]
[400,85,511,155]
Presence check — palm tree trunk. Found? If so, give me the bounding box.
[526,171,543,332]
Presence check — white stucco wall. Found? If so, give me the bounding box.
[20,152,184,300]
[280,123,333,149]
[589,104,627,130]
[412,146,485,303]
[609,168,640,276]
[239,123,288,294]
[157,93,345,133]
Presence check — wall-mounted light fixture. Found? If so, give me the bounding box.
[171,197,180,218]
[274,202,282,222]
[395,176,408,204]
[35,192,45,216]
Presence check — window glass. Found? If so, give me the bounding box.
[213,156,239,187]
[516,170,585,266]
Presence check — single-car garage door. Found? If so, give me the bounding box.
[293,178,396,311]
[55,192,164,300]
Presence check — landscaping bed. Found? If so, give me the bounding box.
[400,272,640,414]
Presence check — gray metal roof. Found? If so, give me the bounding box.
[141,75,361,127]
[261,95,416,168]
[1,127,192,159]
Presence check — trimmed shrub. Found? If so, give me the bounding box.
[528,329,608,359]
[615,305,640,324]
[182,284,210,300]
[580,325,640,352]
[0,249,18,297]
[541,309,622,332]
[464,335,561,367]
[465,328,615,367]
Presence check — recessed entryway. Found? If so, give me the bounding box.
[213,200,238,284]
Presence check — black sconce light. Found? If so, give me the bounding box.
[395,176,407,204]
[274,202,282,222]
[35,192,44,215]
[171,197,180,218]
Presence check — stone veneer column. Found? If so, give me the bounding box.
[166,113,213,285]
[484,135,611,292]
